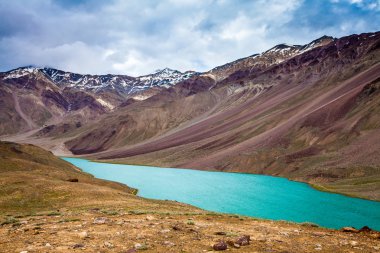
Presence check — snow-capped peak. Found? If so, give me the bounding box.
[3,66,40,80]
[136,68,197,89]
[1,66,197,96]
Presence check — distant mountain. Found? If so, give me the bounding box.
[62,31,380,201]
[208,35,334,81]
[0,66,197,136]
[3,66,197,96]
[1,31,380,202]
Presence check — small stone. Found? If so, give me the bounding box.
[213,241,228,251]
[163,241,175,247]
[104,241,113,248]
[160,229,171,234]
[214,231,227,235]
[350,241,358,246]
[45,243,51,247]
[172,224,182,231]
[73,243,84,249]
[134,243,148,250]
[146,215,155,221]
[126,249,137,253]
[235,235,250,246]
[78,231,88,239]
[20,251,28,253]
[315,244,322,251]
[93,217,108,224]
[341,227,359,233]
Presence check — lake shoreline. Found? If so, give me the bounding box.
[61,156,380,203]
[62,157,380,230]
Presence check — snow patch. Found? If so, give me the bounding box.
[96,98,115,110]
[132,94,151,101]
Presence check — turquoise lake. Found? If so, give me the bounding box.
[62,157,380,230]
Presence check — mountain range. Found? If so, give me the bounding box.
[1,31,379,200]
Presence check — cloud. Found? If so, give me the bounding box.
[0,0,379,76]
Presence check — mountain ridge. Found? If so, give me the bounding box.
[1,31,380,200]
[2,66,197,95]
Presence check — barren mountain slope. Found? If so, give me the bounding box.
[0,67,196,137]
[68,32,380,200]
[2,32,380,200]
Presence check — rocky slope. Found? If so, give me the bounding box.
[1,31,380,200]
[0,67,195,136]
[0,142,379,253]
[62,32,380,200]
[208,35,334,81]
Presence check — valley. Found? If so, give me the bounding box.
[1,31,380,201]
[1,141,379,253]
[2,1,380,252]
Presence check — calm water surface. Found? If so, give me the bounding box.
[62,157,380,230]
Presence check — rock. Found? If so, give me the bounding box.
[146,215,155,221]
[67,178,78,182]
[235,235,250,246]
[160,229,171,234]
[163,241,175,247]
[93,217,108,224]
[134,243,148,250]
[359,226,372,232]
[350,241,358,246]
[20,251,28,253]
[73,243,84,249]
[214,231,227,235]
[213,241,228,251]
[172,224,182,231]
[78,231,88,239]
[315,243,322,250]
[341,227,359,233]
[126,249,137,253]
[45,243,51,247]
[104,241,113,248]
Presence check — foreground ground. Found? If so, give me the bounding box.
[1,208,380,253]
[0,141,379,252]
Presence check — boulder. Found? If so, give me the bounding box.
[213,241,227,251]
[359,226,372,233]
[235,235,250,246]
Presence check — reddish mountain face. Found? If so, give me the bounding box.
[0,67,196,136]
[1,31,380,200]
[0,69,111,136]
[64,32,380,200]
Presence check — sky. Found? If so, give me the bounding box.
[0,0,379,76]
